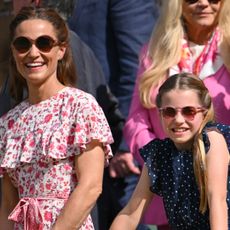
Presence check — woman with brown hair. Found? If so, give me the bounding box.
[0,7,113,229]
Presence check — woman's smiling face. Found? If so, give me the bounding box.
[12,19,66,87]
[182,0,222,39]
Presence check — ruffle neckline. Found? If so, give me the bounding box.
[0,87,113,172]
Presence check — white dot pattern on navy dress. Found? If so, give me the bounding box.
[140,122,230,230]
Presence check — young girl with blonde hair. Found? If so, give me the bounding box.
[111,73,230,229]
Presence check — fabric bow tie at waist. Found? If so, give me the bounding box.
[8,197,44,230]
[8,196,67,230]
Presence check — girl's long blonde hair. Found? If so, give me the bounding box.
[156,73,215,213]
[140,0,230,108]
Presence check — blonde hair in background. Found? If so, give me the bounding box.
[140,0,229,109]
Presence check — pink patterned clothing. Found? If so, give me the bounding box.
[124,33,230,225]
[0,87,113,230]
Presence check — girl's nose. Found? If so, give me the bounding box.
[174,111,185,123]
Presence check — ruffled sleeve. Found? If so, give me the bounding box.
[140,139,165,196]
[0,110,18,176]
[0,88,114,173]
[68,90,114,162]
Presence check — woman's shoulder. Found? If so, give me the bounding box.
[66,86,94,98]
[0,100,29,127]
[64,87,99,107]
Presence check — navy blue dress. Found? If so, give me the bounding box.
[140,122,230,230]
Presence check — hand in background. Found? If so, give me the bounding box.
[109,152,141,178]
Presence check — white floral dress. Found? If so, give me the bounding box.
[0,87,113,230]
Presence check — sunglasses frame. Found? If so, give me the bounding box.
[12,35,60,54]
[184,0,221,4]
[159,106,206,120]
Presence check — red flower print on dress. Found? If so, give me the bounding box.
[38,161,47,168]
[37,128,43,134]
[29,184,35,195]
[44,114,53,123]
[8,119,14,129]
[63,163,71,171]
[57,144,67,153]
[67,135,74,145]
[91,116,96,122]
[29,140,35,147]
[46,183,52,190]
[75,124,81,132]
[62,111,68,117]
[68,96,74,104]
[27,166,33,173]
[35,172,41,179]
[0,87,113,229]
[44,211,53,221]
[39,183,44,193]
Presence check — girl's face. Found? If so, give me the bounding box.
[159,89,205,150]
[182,0,222,35]
[11,19,66,87]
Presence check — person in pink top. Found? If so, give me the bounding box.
[124,0,230,228]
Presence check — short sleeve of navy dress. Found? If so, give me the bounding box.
[140,122,230,230]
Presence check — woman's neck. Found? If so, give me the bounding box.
[188,30,214,45]
[28,80,65,104]
[185,24,216,45]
